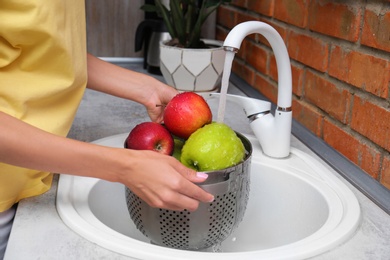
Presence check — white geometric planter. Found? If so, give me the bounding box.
[159,39,225,92]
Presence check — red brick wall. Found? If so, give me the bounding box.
[216,0,390,190]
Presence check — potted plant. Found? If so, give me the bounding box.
[142,0,231,92]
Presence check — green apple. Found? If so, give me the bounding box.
[172,137,184,160]
[180,123,245,171]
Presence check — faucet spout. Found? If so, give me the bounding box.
[223,21,292,109]
[223,21,292,158]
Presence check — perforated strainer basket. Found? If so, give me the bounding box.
[125,133,252,250]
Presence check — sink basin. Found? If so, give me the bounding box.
[56,133,360,260]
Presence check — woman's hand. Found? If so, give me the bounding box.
[86,54,178,122]
[113,148,214,211]
[141,79,177,123]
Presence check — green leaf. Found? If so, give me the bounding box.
[204,0,231,9]
[154,0,177,39]
[169,0,186,44]
[140,4,158,12]
[140,0,232,47]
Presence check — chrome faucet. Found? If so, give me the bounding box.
[206,21,292,158]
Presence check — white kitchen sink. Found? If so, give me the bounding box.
[56,133,360,260]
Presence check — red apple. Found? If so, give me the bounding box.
[163,92,212,139]
[125,122,174,155]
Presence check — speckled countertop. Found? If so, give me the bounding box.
[4,61,390,260]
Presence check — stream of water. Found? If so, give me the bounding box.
[216,51,236,123]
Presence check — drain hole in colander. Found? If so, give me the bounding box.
[159,209,191,249]
[203,192,237,247]
[126,189,148,237]
[150,192,240,249]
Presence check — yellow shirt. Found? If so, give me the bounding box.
[0,0,87,211]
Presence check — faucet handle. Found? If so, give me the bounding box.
[201,92,291,158]
[201,93,271,118]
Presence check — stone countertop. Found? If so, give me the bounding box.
[4,62,390,260]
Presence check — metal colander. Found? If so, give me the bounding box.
[125,133,252,250]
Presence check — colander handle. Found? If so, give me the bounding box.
[200,179,230,195]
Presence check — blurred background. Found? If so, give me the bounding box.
[85,0,216,57]
[86,0,144,57]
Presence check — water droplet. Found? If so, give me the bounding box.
[211,242,223,252]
